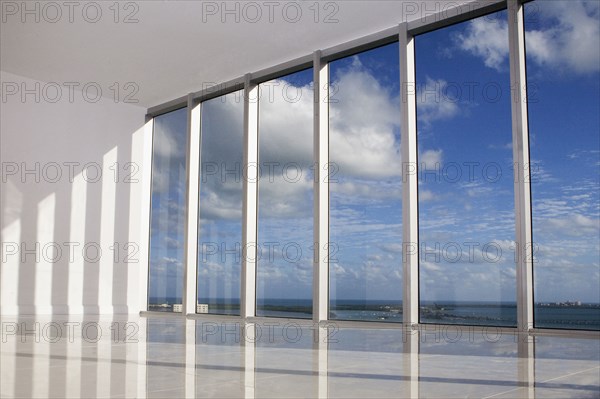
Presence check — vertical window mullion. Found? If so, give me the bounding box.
[141,118,154,312]
[508,0,534,332]
[313,50,329,322]
[184,96,201,315]
[400,22,419,326]
[242,74,259,318]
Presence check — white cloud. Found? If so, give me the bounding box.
[200,88,311,221]
[197,57,407,222]
[465,183,493,198]
[164,236,182,249]
[456,17,509,71]
[200,186,243,221]
[329,57,401,179]
[193,59,410,296]
[546,214,600,236]
[456,1,600,74]
[332,263,347,276]
[526,0,600,74]
[417,78,460,125]
[257,174,313,219]
[420,149,443,170]
[421,261,442,272]
[419,190,435,202]
[488,142,512,150]
[330,179,401,204]
[197,92,246,221]
[258,82,313,166]
[381,243,403,253]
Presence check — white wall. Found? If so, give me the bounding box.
[0,70,150,315]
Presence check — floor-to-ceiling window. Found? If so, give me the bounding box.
[145,1,600,333]
[148,107,187,312]
[256,69,314,318]
[526,0,600,330]
[416,10,517,326]
[197,91,244,315]
[328,43,403,322]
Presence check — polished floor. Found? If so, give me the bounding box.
[1,315,599,398]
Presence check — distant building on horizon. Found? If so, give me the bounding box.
[197,304,208,313]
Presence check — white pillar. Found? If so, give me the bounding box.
[184,97,202,314]
[241,75,259,318]
[313,50,330,322]
[508,0,534,332]
[399,22,419,325]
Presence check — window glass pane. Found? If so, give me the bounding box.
[416,10,517,326]
[197,91,244,315]
[257,69,314,318]
[526,0,600,330]
[329,43,403,322]
[148,107,187,312]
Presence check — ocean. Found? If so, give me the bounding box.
[148,298,600,330]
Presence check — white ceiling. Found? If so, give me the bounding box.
[1,0,472,108]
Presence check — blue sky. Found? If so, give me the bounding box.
[148,0,599,306]
[525,1,600,303]
[415,10,517,304]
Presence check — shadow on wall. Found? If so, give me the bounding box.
[1,70,149,315]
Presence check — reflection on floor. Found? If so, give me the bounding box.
[1,315,599,398]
